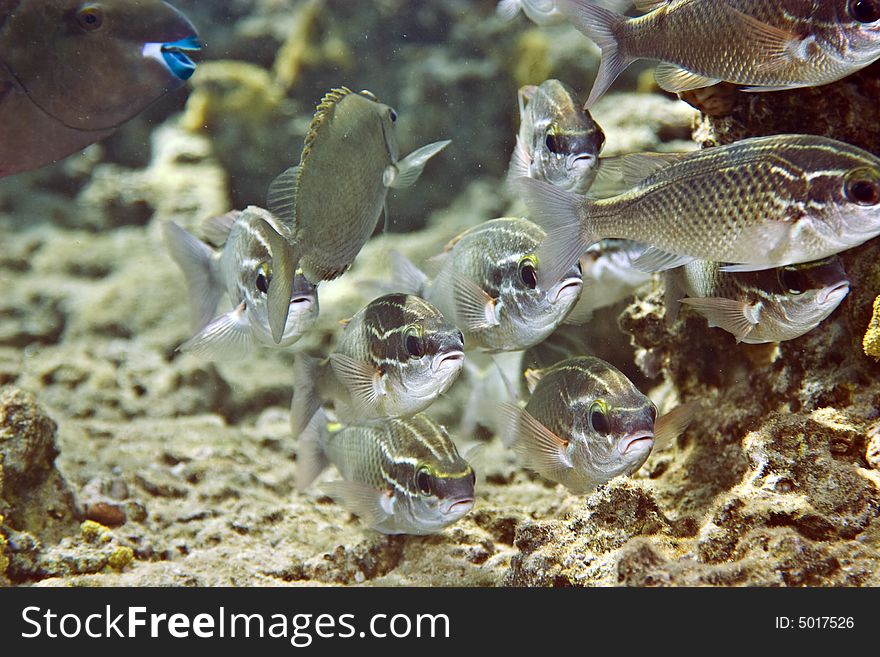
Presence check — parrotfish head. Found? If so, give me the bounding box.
[1,0,200,130]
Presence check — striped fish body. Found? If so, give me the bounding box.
[300,414,476,535]
[425,218,583,352]
[518,134,880,289]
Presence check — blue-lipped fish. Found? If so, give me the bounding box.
[514,134,880,290]
[0,0,200,176]
[265,87,450,344]
[296,411,476,535]
[560,0,880,107]
[290,293,465,438]
[507,79,606,195]
[665,257,850,344]
[391,218,583,352]
[162,207,318,360]
[502,356,697,494]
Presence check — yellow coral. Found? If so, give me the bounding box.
[108,546,134,571]
[0,514,9,577]
[863,295,880,359]
[80,520,112,544]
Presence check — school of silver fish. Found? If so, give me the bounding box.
[9,1,877,535]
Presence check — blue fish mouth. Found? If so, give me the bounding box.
[143,35,201,81]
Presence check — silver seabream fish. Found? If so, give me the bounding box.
[502,356,697,494]
[514,134,880,290]
[560,0,880,107]
[0,0,200,176]
[665,257,850,344]
[507,79,606,194]
[265,87,450,344]
[290,294,464,438]
[296,411,476,535]
[162,207,318,360]
[391,218,583,352]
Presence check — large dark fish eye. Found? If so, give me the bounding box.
[545,132,564,155]
[519,256,538,289]
[849,0,880,23]
[75,4,104,32]
[416,467,432,495]
[589,400,610,435]
[389,108,398,123]
[404,326,425,358]
[255,263,271,295]
[779,267,806,295]
[648,405,657,424]
[845,169,880,205]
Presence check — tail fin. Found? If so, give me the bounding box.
[389,140,451,189]
[162,220,222,332]
[290,354,326,439]
[294,409,331,491]
[512,176,592,291]
[560,0,632,107]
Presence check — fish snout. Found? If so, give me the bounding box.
[570,152,598,170]
[432,348,465,373]
[617,431,655,456]
[289,294,315,310]
[550,275,584,303]
[442,497,475,518]
[817,281,850,307]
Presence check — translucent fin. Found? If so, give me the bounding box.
[321,480,392,527]
[632,0,668,11]
[517,84,538,118]
[388,250,429,296]
[496,0,523,22]
[718,262,776,273]
[388,140,451,189]
[452,276,501,332]
[680,297,760,342]
[290,354,324,439]
[512,176,591,291]
[663,267,686,327]
[631,247,694,273]
[161,220,222,332]
[199,210,241,246]
[294,409,331,491]
[506,135,533,192]
[266,165,299,226]
[654,63,720,93]
[523,368,546,395]
[256,215,299,344]
[740,84,800,93]
[654,400,700,449]
[562,0,633,107]
[498,403,573,475]
[725,6,800,73]
[178,303,254,360]
[592,152,685,197]
[329,353,385,416]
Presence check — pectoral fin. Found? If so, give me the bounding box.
[329,353,386,416]
[724,6,802,72]
[498,403,573,476]
[178,302,254,360]
[199,210,242,246]
[266,165,300,226]
[654,400,700,449]
[631,247,694,273]
[321,480,393,527]
[680,296,760,342]
[161,220,222,332]
[294,409,331,491]
[452,277,502,332]
[654,63,720,93]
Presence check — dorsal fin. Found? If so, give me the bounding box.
[301,87,353,161]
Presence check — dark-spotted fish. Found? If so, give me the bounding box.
[507,79,606,194]
[265,87,450,343]
[560,0,880,107]
[162,207,318,360]
[391,218,583,352]
[502,356,696,493]
[290,294,464,438]
[0,0,200,176]
[665,257,850,344]
[515,134,880,290]
[296,411,476,535]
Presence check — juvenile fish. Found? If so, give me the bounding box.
[666,257,850,344]
[514,134,880,290]
[296,412,476,535]
[391,218,583,352]
[508,79,606,194]
[162,207,318,360]
[502,356,696,493]
[0,0,200,176]
[265,87,450,344]
[560,0,880,107]
[290,294,464,438]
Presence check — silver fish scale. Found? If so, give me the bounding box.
[626,0,870,88]
[584,135,878,265]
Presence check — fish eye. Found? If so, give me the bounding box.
[404,326,425,358]
[519,256,538,289]
[75,4,104,31]
[844,169,880,205]
[456,330,464,345]
[468,468,476,487]
[255,263,271,295]
[779,266,805,295]
[545,132,564,155]
[648,405,657,424]
[589,400,610,435]
[415,467,432,495]
[389,108,398,123]
[849,0,880,22]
